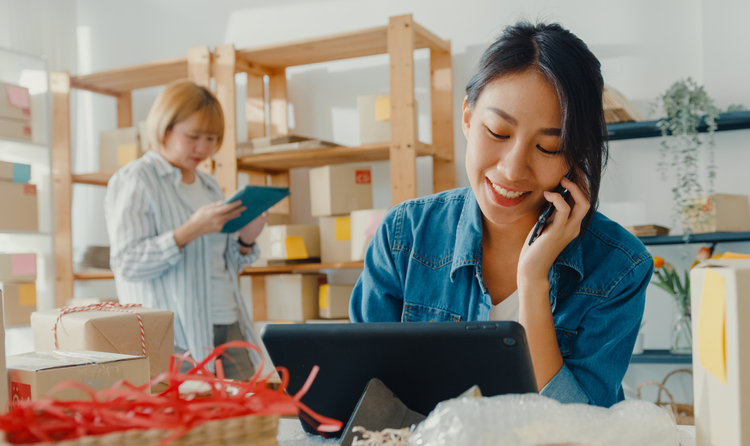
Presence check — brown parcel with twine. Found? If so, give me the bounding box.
[30,307,174,380]
[637,369,694,426]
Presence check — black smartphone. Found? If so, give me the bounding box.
[528,172,574,246]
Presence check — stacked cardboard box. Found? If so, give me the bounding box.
[682,194,750,234]
[254,225,321,266]
[265,274,326,322]
[318,284,354,319]
[0,253,37,326]
[351,209,389,261]
[356,94,419,146]
[0,160,37,232]
[0,82,32,141]
[98,121,149,171]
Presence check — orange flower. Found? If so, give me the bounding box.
[696,247,711,261]
[654,256,665,269]
[691,260,700,269]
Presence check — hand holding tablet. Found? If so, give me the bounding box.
[221,185,290,233]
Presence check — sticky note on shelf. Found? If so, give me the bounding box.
[375,96,391,121]
[117,144,139,167]
[18,283,36,306]
[335,218,351,241]
[319,284,329,310]
[285,236,309,260]
[365,212,387,236]
[12,254,36,276]
[698,267,727,384]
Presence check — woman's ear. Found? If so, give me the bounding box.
[461,96,472,140]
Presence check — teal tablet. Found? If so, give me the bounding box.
[221,185,290,233]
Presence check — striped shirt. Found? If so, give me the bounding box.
[104,151,261,365]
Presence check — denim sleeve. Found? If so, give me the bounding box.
[545,252,653,407]
[350,208,404,322]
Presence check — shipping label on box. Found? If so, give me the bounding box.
[265,274,326,322]
[0,253,37,282]
[261,225,321,260]
[31,306,174,380]
[0,82,31,122]
[309,165,373,217]
[0,118,32,141]
[319,216,352,264]
[319,284,354,319]
[7,350,149,403]
[1,282,36,326]
[691,258,750,446]
[682,194,750,234]
[0,182,38,232]
[0,161,31,183]
[351,209,388,261]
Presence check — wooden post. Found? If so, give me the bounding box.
[430,45,456,193]
[188,45,214,174]
[51,72,73,307]
[251,275,268,322]
[246,74,266,140]
[213,44,238,198]
[269,171,291,215]
[268,71,288,136]
[117,92,132,128]
[388,15,418,205]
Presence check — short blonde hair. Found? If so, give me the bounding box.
[146,79,224,152]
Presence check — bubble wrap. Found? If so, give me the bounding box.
[409,393,679,446]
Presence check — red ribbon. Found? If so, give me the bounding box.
[0,341,342,445]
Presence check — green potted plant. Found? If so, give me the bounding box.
[652,78,720,235]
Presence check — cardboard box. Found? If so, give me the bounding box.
[351,209,388,261]
[0,118,32,141]
[318,284,354,319]
[67,297,119,307]
[0,290,8,411]
[309,165,373,217]
[99,127,144,171]
[0,182,37,231]
[255,225,321,261]
[1,283,36,326]
[31,307,174,380]
[0,161,31,183]
[682,194,750,234]
[265,274,326,322]
[0,253,37,282]
[305,319,351,324]
[357,94,418,145]
[0,82,31,122]
[691,258,750,445]
[7,350,149,403]
[319,216,352,263]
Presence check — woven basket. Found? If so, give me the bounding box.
[637,369,694,425]
[1,414,279,446]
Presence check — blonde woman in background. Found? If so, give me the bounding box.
[104,80,268,380]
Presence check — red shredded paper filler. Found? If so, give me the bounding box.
[0,341,342,445]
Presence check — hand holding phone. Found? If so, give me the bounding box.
[528,172,573,246]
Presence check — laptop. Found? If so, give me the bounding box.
[261,321,537,437]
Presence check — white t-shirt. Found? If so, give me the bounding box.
[179,178,239,325]
[489,290,519,322]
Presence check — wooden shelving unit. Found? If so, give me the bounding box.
[52,15,455,320]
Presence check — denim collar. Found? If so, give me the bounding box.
[449,188,585,284]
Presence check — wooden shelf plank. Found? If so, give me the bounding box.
[640,231,750,246]
[74,271,115,281]
[242,261,364,275]
[72,170,116,186]
[237,142,437,171]
[608,111,750,141]
[630,349,692,364]
[236,17,448,69]
[71,57,188,94]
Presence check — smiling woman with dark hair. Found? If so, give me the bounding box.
[350,22,653,407]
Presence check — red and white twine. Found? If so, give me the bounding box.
[53,302,146,357]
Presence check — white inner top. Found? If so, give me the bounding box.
[179,179,238,325]
[489,290,520,322]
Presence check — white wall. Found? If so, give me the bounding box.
[67,0,750,402]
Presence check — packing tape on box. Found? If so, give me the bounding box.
[375,96,390,121]
[699,268,727,384]
[319,284,329,310]
[285,236,309,259]
[335,218,351,241]
[18,283,36,306]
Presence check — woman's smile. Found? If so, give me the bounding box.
[485,177,531,207]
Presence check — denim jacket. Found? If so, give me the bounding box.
[350,187,652,407]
